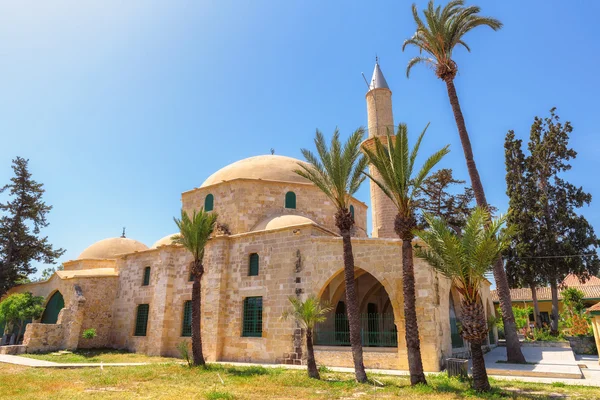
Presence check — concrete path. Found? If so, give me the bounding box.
[0,354,148,368]
[483,346,583,379]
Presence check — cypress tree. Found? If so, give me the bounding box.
[504,109,600,334]
[0,157,65,296]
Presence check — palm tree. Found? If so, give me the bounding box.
[362,123,449,385]
[403,0,526,364]
[281,295,333,379]
[173,208,218,366]
[295,127,370,383]
[414,207,513,392]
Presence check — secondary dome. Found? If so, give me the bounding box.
[151,233,181,249]
[251,214,317,232]
[200,155,311,188]
[78,237,148,260]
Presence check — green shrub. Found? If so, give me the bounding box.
[82,328,97,340]
[177,341,192,367]
[205,390,234,400]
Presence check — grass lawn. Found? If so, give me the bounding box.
[0,361,598,399]
[21,349,177,364]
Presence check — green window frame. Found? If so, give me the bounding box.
[349,205,355,219]
[242,297,263,337]
[134,304,150,336]
[204,194,214,211]
[248,253,259,276]
[189,269,194,282]
[181,301,192,337]
[284,191,296,209]
[142,266,151,286]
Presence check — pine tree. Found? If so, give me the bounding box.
[413,169,474,233]
[504,109,600,334]
[0,157,65,296]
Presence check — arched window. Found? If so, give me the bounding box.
[41,291,65,324]
[142,266,151,286]
[285,191,296,209]
[249,253,259,276]
[349,205,355,219]
[204,194,214,211]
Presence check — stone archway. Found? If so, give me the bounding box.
[315,268,399,348]
[41,290,64,324]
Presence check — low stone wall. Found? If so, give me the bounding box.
[23,323,64,353]
[565,336,598,355]
[516,341,571,348]
[314,346,399,369]
[0,345,27,355]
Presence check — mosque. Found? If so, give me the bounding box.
[2,62,497,371]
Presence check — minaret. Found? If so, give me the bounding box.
[363,60,397,238]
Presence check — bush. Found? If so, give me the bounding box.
[177,341,192,367]
[529,328,564,342]
[82,328,97,340]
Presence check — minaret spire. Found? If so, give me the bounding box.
[363,59,396,238]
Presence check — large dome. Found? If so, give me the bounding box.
[251,214,317,232]
[151,233,181,249]
[200,155,311,188]
[78,237,148,260]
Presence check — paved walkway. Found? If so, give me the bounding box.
[483,346,583,379]
[0,354,147,368]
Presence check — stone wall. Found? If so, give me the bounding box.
[23,323,64,353]
[62,259,116,272]
[566,336,598,355]
[315,347,399,369]
[181,179,368,237]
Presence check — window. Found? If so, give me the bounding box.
[182,301,192,337]
[142,267,151,286]
[242,297,263,337]
[284,191,296,209]
[248,253,259,276]
[134,304,150,336]
[189,269,194,282]
[350,205,355,219]
[204,194,214,211]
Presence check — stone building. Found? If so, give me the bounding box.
[2,62,496,371]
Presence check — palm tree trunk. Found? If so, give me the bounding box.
[444,78,526,364]
[306,327,320,379]
[192,262,205,367]
[471,341,491,392]
[402,239,427,385]
[529,282,541,329]
[341,231,368,383]
[550,279,559,335]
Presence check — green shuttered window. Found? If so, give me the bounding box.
[284,191,296,209]
[142,267,151,286]
[242,297,262,337]
[204,194,214,211]
[350,205,355,219]
[134,304,150,336]
[248,253,259,276]
[181,301,192,337]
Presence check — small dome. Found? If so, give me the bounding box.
[151,233,181,249]
[251,214,316,232]
[201,155,311,188]
[78,237,148,260]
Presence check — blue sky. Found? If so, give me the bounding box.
[1,1,599,277]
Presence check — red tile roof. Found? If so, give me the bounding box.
[491,284,600,302]
[588,301,600,314]
[562,274,600,286]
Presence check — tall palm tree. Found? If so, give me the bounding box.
[281,295,333,379]
[295,127,370,383]
[173,208,218,366]
[362,123,449,385]
[415,207,513,392]
[403,0,526,364]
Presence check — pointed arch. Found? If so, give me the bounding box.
[41,290,65,324]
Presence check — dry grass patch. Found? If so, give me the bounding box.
[21,348,177,364]
[0,361,599,399]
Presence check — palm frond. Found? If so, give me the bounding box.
[173,208,218,262]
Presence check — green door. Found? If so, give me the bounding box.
[41,291,65,324]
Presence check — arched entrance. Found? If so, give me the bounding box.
[41,291,64,324]
[315,268,398,347]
